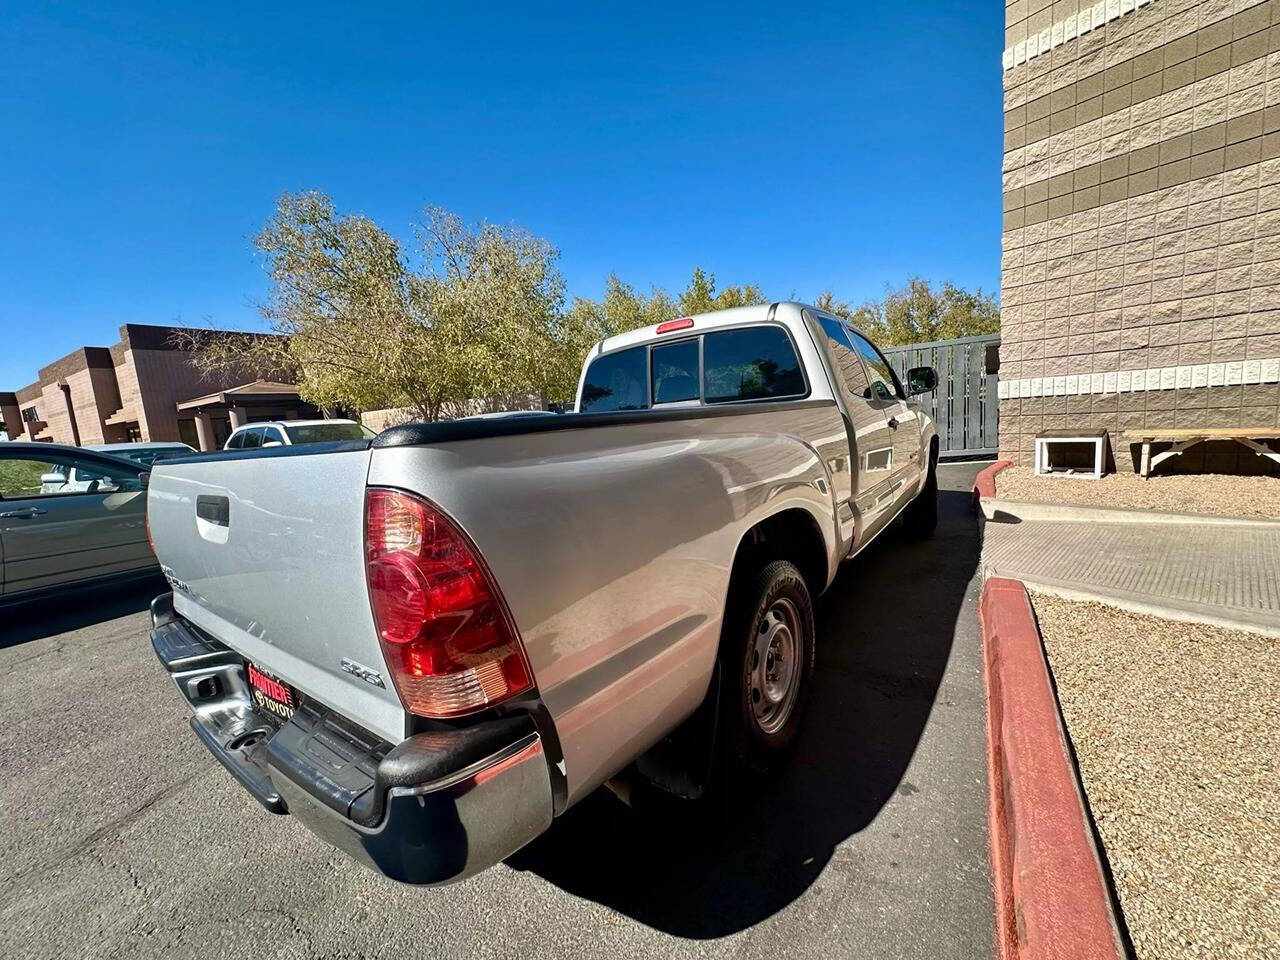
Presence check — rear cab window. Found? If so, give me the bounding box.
[651,340,700,405]
[579,323,806,412]
[579,346,649,412]
[703,326,805,403]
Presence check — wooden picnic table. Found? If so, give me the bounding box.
[1120,427,1280,478]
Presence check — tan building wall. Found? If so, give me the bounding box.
[3,324,291,447]
[1000,0,1280,471]
[0,395,20,441]
[129,347,221,442]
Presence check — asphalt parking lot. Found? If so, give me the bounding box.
[0,462,991,960]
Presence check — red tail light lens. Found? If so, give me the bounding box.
[364,488,533,718]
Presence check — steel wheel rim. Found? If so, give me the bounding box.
[749,597,803,735]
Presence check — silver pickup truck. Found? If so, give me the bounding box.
[146,301,939,884]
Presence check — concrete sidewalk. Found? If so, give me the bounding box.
[981,508,1280,637]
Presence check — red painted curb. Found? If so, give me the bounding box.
[972,458,1013,505]
[979,577,1125,960]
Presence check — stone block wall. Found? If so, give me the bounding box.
[1000,0,1280,471]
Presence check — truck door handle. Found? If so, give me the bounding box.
[0,507,48,519]
[887,417,899,430]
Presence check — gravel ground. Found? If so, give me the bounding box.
[1031,594,1280,960]
[996,467,1280,519]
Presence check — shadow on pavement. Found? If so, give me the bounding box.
[508,487,980,937]
[1,574,166,649]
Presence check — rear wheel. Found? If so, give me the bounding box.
[902,443,938,539]
[718,559,815,775]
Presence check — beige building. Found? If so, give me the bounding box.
[1000,0,1280,471]
[1,324,317,451]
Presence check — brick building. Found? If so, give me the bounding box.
[0,324,316,451]
[999,0,1280,471]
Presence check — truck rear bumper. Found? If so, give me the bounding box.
[150,593,554,885]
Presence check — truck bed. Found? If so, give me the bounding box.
[149,401,845,802]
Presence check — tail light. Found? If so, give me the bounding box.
[364,488,533,718]
[145,505,155,554]
[656,317,694,335]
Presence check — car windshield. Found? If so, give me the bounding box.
[283,422,375,444]
[115,447,192,467]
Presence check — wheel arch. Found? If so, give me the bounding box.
[725,506,830,613]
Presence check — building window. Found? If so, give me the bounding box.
[21,406,38,423]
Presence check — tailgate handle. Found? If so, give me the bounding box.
[196,495,230,527]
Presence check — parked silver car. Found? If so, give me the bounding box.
[146,302,940,884]
[0,442,155,602]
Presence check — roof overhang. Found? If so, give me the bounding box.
[176,380,301,412]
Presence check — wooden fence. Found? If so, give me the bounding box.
[884,334,1000,459]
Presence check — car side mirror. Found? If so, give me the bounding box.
[262,440,283,448]
[907,366,938,396]
[138,471,150,488]
[40,472,65,486]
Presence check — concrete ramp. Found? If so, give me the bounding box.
[981,507,1280,638]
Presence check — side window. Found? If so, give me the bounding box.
[261,427,285,445]
[703,326,806,403]
[817,317,873,400]
[580,346,648,412]
[651,340,700,405]
[0,454,140,498]
[226,431,244,449]
[0,458,62,498]
[848,330,903,401]
[239,427,263,449]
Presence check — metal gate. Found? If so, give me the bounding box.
[884,334,1000,460]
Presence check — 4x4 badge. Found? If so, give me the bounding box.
[341,658,386,688]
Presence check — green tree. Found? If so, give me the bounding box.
[411,205,568,414]
[181,192,576,419]
[677,267,767,316]
[564,274,678,342]
[813,291,890,344]
[815,278,999,347]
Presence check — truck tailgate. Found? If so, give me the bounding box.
[146,446,405,744]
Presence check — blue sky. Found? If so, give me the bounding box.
[0,0,1004,388]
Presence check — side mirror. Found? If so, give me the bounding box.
[907,366,938,396]
[40,472,65,486]
[138,471,150,489]
[262,440,283,448]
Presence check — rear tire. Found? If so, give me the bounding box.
[718,559,815,776]
[902,444,938,539]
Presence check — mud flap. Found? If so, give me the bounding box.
[633,660,722,800]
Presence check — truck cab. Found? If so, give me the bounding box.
[576,302,938,557]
